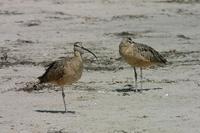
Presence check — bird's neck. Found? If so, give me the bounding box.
[72,51,83,72]
[120,44,135,59]
[74,51,82,60]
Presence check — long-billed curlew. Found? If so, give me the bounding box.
[38,42,97,113]
[119,37,167,91]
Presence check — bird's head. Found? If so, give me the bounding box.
[119,37,133,48]
[73,42,97,59]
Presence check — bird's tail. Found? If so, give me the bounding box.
[38,76,43,84]
[37,74,47,84]
[159,55,167,64]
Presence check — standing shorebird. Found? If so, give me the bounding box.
[119,37,167,91]
[38,42,97,113]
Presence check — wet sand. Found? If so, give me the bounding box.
[0,0,200,132]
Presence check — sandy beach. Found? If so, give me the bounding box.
[0,0,200,132]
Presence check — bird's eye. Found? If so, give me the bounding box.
[127,37,132,43]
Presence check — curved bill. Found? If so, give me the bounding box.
[81,46,97,59]
[73,42,97,59]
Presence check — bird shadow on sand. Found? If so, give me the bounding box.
[35,109,75,114]
[114,84,162,93]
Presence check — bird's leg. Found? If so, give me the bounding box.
[61,87,67,113]
[133,67,138,91]
[140,67,143,89]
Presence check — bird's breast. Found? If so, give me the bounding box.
[120,46,153,68]
[55,59,83,86]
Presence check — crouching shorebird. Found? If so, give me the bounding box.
[38,42,97,113]
[119,37,167,91]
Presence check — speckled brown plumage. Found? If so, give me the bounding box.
[119,37,167,91]
[38,42,96,113]
[38,54,83,86]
